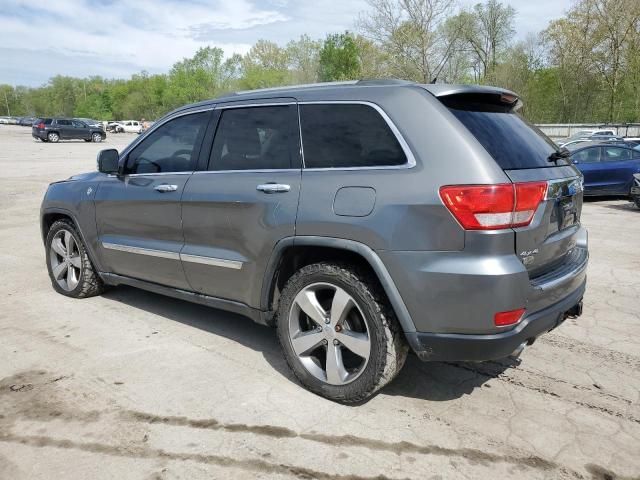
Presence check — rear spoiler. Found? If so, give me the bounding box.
[420,84,522,111]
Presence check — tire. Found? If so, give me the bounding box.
[45,219,104,298]
[634,197,640,209]
[276,262,408,403]
[47,132,59,143]
[91,132,102,143]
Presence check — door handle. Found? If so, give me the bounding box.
[154,184,178,193]
[256,183,291,194]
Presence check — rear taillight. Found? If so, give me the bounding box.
[439,181,547,230]
[494,308,526,327]
[36,122,45,129]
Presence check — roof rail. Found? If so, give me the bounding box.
[233,80,358,95]
[231,78,415,96]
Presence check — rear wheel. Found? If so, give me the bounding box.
[47,132,59,143]
[45,219,104,298]
[277,262,407,403]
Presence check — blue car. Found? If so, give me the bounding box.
[570,144,640,196]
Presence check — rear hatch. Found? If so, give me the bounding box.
[437,90,584,279]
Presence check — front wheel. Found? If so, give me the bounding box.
[45,219,104,298]
[276,262,408,403]
[91,132,103,143]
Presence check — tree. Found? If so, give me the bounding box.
[239,40,291,89]
[318,33,361,81]
[357,0,459,83]
[286,35,322,84]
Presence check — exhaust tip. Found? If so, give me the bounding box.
[509,341,527,359]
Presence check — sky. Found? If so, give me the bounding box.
[0,0,572,87]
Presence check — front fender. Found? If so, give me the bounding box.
[41,177,103,271]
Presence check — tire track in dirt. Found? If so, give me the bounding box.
[537,335,640,371]
[443,361,640,425]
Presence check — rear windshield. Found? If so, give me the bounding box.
[448,106,562,169]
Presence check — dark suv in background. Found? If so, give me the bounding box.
[40,80,587,403]
[33,118,106,143]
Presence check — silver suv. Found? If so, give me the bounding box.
[40,80,588,403]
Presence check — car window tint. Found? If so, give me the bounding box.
[299,104,406,168]
[57,119,71,126]
[72,121,85,128]
[209,105,299,171]
[125,112,209,174]
[572,148,601,164]
[603,147,631,161]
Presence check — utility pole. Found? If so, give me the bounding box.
[3,89,10,117]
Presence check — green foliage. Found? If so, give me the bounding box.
[318,33,361,81]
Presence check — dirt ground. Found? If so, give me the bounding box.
[0,124,638,480]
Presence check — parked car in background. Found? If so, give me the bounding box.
[75,118,103,129]
[630,174,640,208]
[40,81,587,402]
[106,120,142,133]
[32,118,106,143]
[18,116,38,126]
[0,116,9,124]
[119,120,142,133]
[558,129,616,146]
[570,144,640,196]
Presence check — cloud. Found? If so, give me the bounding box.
[1,0,572,86]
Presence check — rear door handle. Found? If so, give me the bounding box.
[154,184,178,193]
[256,183,291,194]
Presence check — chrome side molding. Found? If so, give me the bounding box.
[102,242,243,269]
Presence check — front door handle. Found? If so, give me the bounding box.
[154,184,178,193]
[256,183,291,194]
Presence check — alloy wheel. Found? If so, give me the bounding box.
[288,282,371,385]
[49,229,81,291]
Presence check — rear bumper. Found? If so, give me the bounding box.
[405,279,585,362]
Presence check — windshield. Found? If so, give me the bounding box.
[448,106,564,169]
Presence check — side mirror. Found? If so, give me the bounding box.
[97,149,120,174]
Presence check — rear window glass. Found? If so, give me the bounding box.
[448,106,562,169]
[300,104,407,168]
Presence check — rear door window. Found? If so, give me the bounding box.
[603,147,632,162]
[208,105,300,171]
[447,105,561,169]
[299,104,407,168]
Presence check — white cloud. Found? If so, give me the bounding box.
[0,0,573,86]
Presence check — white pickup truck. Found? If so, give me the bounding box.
[108,120,142,134]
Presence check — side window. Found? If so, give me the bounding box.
[125,111,209,174]
[72,120,85,128]
[57,119,71,126]
[603,147,631,162]
[573,148,600,164]
[299,104,407,168]
[209,105,299,171]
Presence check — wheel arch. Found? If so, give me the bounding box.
[41,208,102,273]
[261,236,416,333]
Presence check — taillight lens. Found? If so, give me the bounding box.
[37,122,45,129]
[494,308,526,327]
[439,181,547,230]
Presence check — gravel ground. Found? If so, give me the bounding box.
[0,125,638,480]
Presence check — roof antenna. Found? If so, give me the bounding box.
[430,77,437,84]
